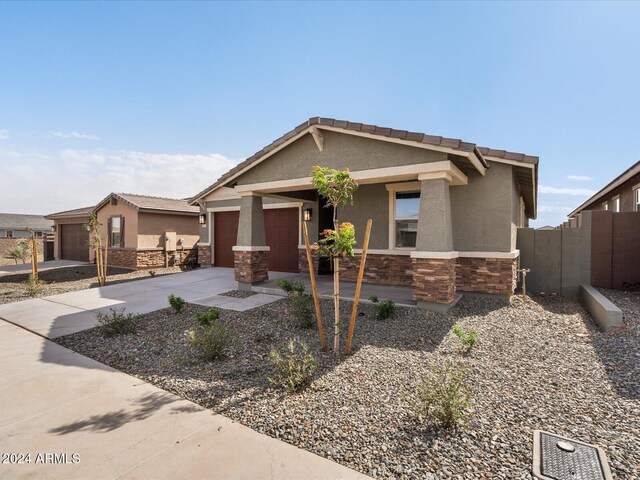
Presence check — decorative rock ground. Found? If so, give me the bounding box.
[56,292,640,479]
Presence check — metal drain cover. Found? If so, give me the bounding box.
[532,430,613,480]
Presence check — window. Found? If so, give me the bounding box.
[6,231,13,238]
[613,196,621,213]
[602,202,608,211]
[394,191,420,248]
[635,188,640,212]
[109,216,124,247]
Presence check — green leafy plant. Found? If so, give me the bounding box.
[415,360,471,429]
[368,294,379,303]
[268,340,319,393]
[4,240,31,264]
[185,310,233,360]
[276,278,305,295]
[290,292,314,328]
[168,294,185,313]
[148,270,156,277]
[375,299,395,320]
[452,324,478,354]
[25,273,45,297]
[310,166,359,352]
[195,308,220,326]
[97,307,138,336]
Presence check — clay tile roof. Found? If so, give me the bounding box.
[477,146,539,165]
[191,117,538,203]
[46,206,94,219]
[96,193,199,214]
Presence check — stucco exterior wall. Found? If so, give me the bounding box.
[137,212,199,249]
[96,202,138,249]
[341,183,390,249]
[234,131,448,185]
[588,171,640,213]
[450,162,515,252]
[52,215,93,261]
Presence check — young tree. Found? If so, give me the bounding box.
[3,240,30,264]
[311,166,358,352]
[84,213,108,286]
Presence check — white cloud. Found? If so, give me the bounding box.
[50,131,100,140]
[539,185,596,196]
[567,175,593,182]
[0,129,9,140]
[0,148,240,214]
[538,205,573,213]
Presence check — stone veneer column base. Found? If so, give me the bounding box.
[197,245,212,267]
[234,250,269,284]
[412,257,457,304]
[455,257,518,296]
[298,249,319,274]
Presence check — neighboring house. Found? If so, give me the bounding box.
[0,213,53,238]
[191,117,539,310]
[46,206,95,262]
[569,160,640,217]
[536,225,557,230]
[93,193,200,269]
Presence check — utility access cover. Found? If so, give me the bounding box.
[532,430,613,480]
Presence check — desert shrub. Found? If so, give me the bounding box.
[368,294,379,303]
[4,240,31,264]
[195,308,220,326]
[276,278,305,295]
[148,270,156,277]
[290,292,314,328]
[268,340,318,393]
[168,294,185,313]
[452,324,478,354]
[97,308,138,336]
[375,299,395,320]
[415,360,471,429]
[25,274,45,297]
[185,311,233,360]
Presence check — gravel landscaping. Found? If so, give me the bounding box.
[0,265,186,305]
[220,289,258,298]
[56,293,640,479]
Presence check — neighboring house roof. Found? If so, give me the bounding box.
[569,160,640,217]
[94,193,199,215]
[0,213,53,231]
[190,117,539,218]
[536,225,556,230]
[46,206,95,219]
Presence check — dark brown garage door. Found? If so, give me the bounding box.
[214,211,239,268]
[213,207,299,273]
[265,208,299,273]
[60,224,90,262]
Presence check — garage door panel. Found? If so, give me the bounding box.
[214,211,239,268]
[60,224,90,262]
[213,207,299,273]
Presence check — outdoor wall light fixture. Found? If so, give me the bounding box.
[303,208,312,222]
[199,213,207,225]
[51,225,56,233]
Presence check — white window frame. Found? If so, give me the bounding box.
[386,181,421,250]
[634,184,640,212]
[612,196,621,213]
[602,201,608,211]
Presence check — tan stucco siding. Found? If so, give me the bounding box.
[450,162,515,252]
[137,212,199,249]
[96,202,138,249]
[234,131,448,186]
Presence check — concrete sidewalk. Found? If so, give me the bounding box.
[0,267,287,339]
[0,320,369,480]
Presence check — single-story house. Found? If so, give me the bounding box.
[93,193,200,269]
[569,160,640,217]
[191,117,539,309]
[0,213,53,238]
[46,206,95,262]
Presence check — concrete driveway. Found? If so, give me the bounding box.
[0,267,370,480]
[0,267,289,339]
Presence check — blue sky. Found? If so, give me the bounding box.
[1,1,639,226]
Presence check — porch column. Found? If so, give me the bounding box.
[234,193,270,289]
[411,175,459,311]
